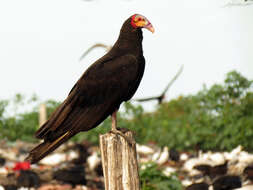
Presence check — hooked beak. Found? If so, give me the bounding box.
[144,23,155,33]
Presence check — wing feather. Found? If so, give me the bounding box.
[35,54,139,141]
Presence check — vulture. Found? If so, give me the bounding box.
[25,14,154,164]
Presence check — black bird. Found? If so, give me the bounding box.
[26,14,154,164]
[134,65,183,104]
[194,161,228,179]
[79,43,112,61]
[0,157,6,166]
[212,175,241,190]
[186,182,209,190]
[169,148,180,162]
[17,170,40,188]
[243,163,253,181]
[53,165,86,186]
[2,185,18,190]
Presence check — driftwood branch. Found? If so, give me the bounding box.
[79,43,112,61]
[99,130,140,190]
[134,64,184,104]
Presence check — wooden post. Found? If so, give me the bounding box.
[99,130,140,190]
[39,103,47,127]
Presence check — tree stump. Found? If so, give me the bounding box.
[99,130,140,190]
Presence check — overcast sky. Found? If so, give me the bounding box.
[0,0,252,109]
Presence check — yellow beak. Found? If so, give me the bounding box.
[144,23,155,33]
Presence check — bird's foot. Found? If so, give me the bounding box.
[110,128,135,146]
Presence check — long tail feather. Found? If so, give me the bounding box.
[25,131,72,164]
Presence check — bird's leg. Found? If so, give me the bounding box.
[110,110,134,146]
[111,110,117,131]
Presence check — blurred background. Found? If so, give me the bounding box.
[0,0,252,106]
[0,0,253,189]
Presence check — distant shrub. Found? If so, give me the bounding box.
[0,70,253,152]
[140,163,182,190]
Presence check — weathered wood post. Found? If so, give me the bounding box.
[99,130,140,190]
[39,103,47,127]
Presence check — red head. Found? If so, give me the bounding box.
[131,14,154,33]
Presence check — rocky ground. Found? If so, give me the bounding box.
[0,140,253,190]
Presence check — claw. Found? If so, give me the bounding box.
[110,129,135,146]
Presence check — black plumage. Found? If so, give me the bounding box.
[0,157,6,166]
[17,170,40,188]
[2,185,18,190]
[243,163,253,181]
[185,182,209,190]
[169,148,180,162]
[212,175,241,190]
[193,161,228,179]
[26,14,154,164]
[53,165,86,186]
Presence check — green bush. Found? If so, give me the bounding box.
[0,94,61,142]
[0,70,253,152]
[140,163,182,190]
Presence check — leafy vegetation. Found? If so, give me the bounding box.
[140,163,182,190]
[0,94,60,142]
[0,70,252,152]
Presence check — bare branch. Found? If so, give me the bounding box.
[223,0,253,7]
[79,43,112,61]
[134,65,184,104]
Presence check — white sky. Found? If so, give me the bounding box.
[0,0,252,109]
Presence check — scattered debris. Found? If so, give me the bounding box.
[0,141,252,190]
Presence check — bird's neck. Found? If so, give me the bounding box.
[111,24,143,56]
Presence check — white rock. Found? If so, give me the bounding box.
[224,151,235,160]
[18,187,29,190]
[0,148,16,160]
[87,152,101,170]
[140,163,155,171]
[209,152,225,165]
[162,166,177,176]
[152,149,161,162]
[0,167,8,175]
[238,151,253,164]
[181,179,192,187]
[183,158,213,172]
[156,147,169,165]
[40,153,66,165]
[228,160,247,175]
[136,144,154,155]
[188,169,202,177]
[231,145,243,157]
[180,153,189,161]
[234,185,253,190]
[67,150,79,160]
[79,186,88,190]
[140,164,147,170]
[199,151,212,160]
[224,146,243,161]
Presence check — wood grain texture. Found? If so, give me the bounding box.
[99,131,140,190]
